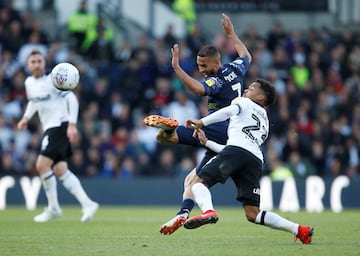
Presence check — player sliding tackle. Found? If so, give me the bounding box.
[184,79,313,244]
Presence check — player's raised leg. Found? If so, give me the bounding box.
[143,115,178,130]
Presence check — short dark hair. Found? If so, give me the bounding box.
[28,49,43,57]
[197,45,220,58]
[27,49,44,61]
[255,78,276,106]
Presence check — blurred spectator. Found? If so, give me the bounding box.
[83,77,111,119]
[22,15,49,45]
[85,145,102,177]
[186,23,207,58]
[0,50,22,85]
[266,20,287,52]
[162,89,199,126]
[0,0,21,23]
[86,17,114,69]
[133,114,158,157]
[100,149,119,178]
[117,156,136,179]
[114,40,133,63]
[176,156,195,178]
[310,140,327,176]
[172,0,196,33]
[17,31,47,66]
[344,136,359,177]
[1,89,21,122]
[281,126,311,162]
[156,148,177,176]
[0,114,13,151]
[162,24,177,49]
[290,45,310,90]
[1,19,25,56]
[68,148,87,176]
[267,149,293,181]
[151,77,173,110]
[287,151,316,178]
[67,0,98,53]
[110,92,131,130]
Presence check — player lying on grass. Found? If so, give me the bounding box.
[184,79,313,244]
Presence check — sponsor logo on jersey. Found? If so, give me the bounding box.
[205,78,216,87]
[29,94,51,102]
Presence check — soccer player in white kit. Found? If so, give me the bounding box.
[17,49,99,223]
[185,79,313,244]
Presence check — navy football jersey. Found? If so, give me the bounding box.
[177,56,250,171]
[201,56,250,114]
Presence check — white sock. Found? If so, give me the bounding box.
[40,170,60,210]
[59,170,93,208]
[191,183,214,213]
[255,210,299,235]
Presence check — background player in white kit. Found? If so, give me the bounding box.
[17,49,99,223]
[185,79,313,244]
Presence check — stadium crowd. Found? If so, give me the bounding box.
[0,2,360,180]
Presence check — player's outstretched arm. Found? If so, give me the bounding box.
[171,44,205,95]
[186,119,204,129]
[17,101,36,130]
[222,13,252,62]
[193,128,225,153]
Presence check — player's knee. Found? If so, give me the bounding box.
[184,169,197,188]
[35,161,42,172]
[184,174,192,188]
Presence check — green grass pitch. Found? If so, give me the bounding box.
[0,206,359,256]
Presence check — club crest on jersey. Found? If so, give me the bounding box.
[205,78,216,87]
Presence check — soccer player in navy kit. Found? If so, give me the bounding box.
[17,49,99,223]
[144,14,252,234]
[186,79,313,244]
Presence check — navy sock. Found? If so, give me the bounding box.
[177,198,195,215]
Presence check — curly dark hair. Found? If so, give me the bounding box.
[255,78,276,106]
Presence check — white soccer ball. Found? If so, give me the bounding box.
[51,62,80,91]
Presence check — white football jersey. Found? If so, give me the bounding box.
[226,97,269,162]
[24,74,75,131]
